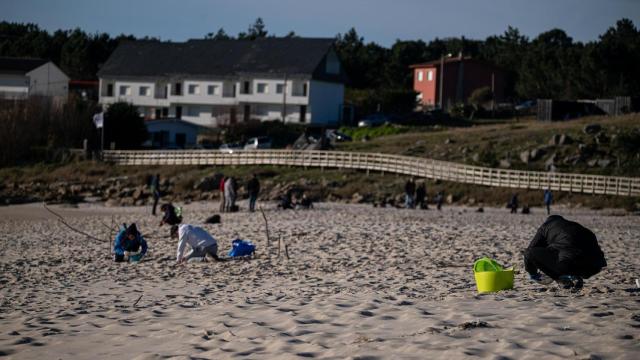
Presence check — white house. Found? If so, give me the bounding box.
[0,57,69,101]
[97,38,347,128]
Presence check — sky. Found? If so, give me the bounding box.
[1,0,639,46]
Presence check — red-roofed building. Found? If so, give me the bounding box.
[411,55,506,110]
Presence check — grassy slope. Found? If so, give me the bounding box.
[1,114,638,210]
[336,114,640,177]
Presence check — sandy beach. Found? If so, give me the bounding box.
[0,202,638,359]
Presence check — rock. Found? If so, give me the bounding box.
[583,124,602,135]
[499,159,511,168]
[105,199,120,207]
[530,148,546,161]
[595,132,609,144]
[205,215,221,224]
[550,133,573,145]
[519,150,531,164]
[132,188,144,200]
[587,159,598,167]
[563,155,581,165]
[194,176,218,192]
[446,194,454,204]
[472,153,480,162]
[134,199,145,206]
[597,159,612,168]
[351,192,364,203]
[444,138,454,144]
[467,198,476,206]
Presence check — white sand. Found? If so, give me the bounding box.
[0,202,638,359]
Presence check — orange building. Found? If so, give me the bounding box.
[411,55,506,110]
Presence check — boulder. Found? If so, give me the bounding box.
[194,176,218,192]
[105,199,120,207]
[446,194,454,204]
[551,133,573,145]
[132,188,144,200]
[499,159,511,168]
[530,148,546,161]
[597,158,612,168]
[351,192,365,203]
[583,124,602,135]
[587,159,598,167]
[595,132,609,144]
[519,150,531,164]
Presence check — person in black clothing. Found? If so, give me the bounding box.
[247,174,260,212]
[435,191,444,210]
[150,174,161,215]
[524,215,607,289]
[159,203,182,227]
[415,183,427,209]
[404,179,416,209]
[509,193,519,214]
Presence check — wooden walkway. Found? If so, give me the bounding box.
[103,150,640,197]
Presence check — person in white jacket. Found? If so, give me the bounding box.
[171,224,224,263]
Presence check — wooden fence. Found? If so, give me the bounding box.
[103,150,640,197]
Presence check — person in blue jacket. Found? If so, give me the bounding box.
[113,223,148,262]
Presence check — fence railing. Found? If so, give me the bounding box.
[103,150,640,197]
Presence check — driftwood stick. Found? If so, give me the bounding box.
[284,242,290,260]
[278,235,282,258]
[43,203,103,242]
[133,294,143,307]
[259,207,270,255]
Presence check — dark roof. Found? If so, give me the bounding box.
[98,38,339,80]
[0,57,48,73]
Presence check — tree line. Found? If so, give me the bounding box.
[1,18,638,101]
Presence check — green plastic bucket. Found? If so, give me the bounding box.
[473,257,514,293]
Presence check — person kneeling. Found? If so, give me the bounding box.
[173,224,224,263]
[113,223,148,262]
[524,215,606,289]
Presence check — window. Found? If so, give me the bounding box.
[302,83,308,97]
[256,83,268,94]
[427,70,433,81]
[207,85,218,95]
[139,86,150,96]
[241,81,251,94]
[276,84,285,94]
[418,71,424,82]
[173,83,182,96]
[187,106,200,117]
[188,84,200,95]
[119,85,131,96]
[106,83,114,97]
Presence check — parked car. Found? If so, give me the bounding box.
[244,136,272,150]
[358,113,399,127]
[326,129,352,142]
[219,142,243,153]
[515,100,537,112]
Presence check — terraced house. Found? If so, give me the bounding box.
[97,37,347,128]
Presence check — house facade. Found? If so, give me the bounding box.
[97,38,347,128]
[144,119,203,148]
[0,57,69,101]
[411,56,506,110]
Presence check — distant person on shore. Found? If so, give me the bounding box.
[150,174,161,216]
[278,191,294,210]
[172,224,224,263]
[113,223,147,262]
[435,191,444,210]
[405,178,416,209]
[224,176,237,212]
[297,193,314,209]
[509,193,519,214]
[247,174,260,212]
[159,203,182,227]
[219,176,226,213]
[415,183,427,209]
[544,189,553,215]
[524,215,607,289]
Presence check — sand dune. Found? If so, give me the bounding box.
[0,202,638,359]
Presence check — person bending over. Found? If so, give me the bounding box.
[172,224,224,263]
[113,223,148,262]
[159,203,182,227]
[524,215,606,289]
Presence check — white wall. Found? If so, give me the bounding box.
[236,78,309,105]
[0,74,29,98]
[27,62,68,98]
[308,80,344,125]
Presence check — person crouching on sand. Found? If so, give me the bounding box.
[113,223,148,262]
[172,224,225,263]
[524,215,607,290]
